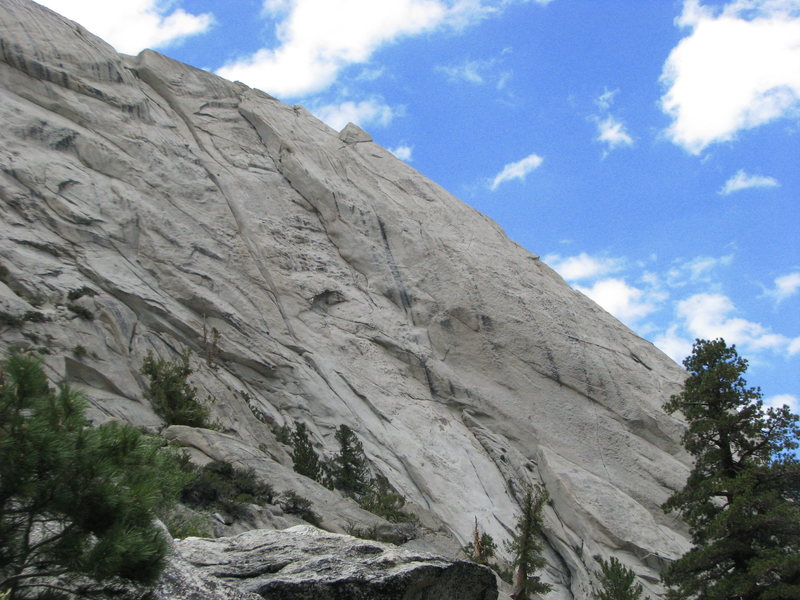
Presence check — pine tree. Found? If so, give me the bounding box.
[595,556,646,600]
[661,338,800,600]
[289,422,322,482]
[0,353,187,598]
[332,425,370,498]
[506,485,552,599]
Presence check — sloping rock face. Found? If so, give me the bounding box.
[0,1,691,597]
[156,525,497,600]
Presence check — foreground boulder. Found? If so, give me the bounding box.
[155,526,497,600]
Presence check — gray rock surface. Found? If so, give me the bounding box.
[157,525,497,600]
[0,1,691,597]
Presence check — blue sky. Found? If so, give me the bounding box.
[39,0,800,413]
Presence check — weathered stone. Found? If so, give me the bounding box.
[0,1,692,597]
[169,526,497,600]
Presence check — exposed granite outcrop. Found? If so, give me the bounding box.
[0,1,691,597]
[156,526,497,600]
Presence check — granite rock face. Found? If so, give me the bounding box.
[156,525,497,600]
[0,1,691,597]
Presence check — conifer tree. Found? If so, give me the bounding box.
[506,485,552,599]
[594,556,646,600]
[0,353,187,598]
[332,424,370,498]
[661,338,800,600]
[289,422,322,482]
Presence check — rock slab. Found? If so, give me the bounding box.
[157,526,497,600]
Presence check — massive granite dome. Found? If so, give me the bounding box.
[0,1,692,597]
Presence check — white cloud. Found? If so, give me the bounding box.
[719,169,780,194]
[217,0,446,97]
[596,116,634,150]
[544,252,623,281]
[666,254,734,287]
[595,88,619,111]
[768,272,800,302]
[592,89,634,153]
[216,0,552,98]
[489,153,543,190]
[37,1,213,54]
[310,98,399,131]
[575,278,658,326]
[675,292,799,353]
[653,325,694,363]
[763,393,800,412]
[390,145,414,161]
[437,58,494,84]
[661,0,800,154]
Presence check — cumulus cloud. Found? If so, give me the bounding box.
[310,98,399,131]
[763,393,800,412]
[719,169,780,194]
[217,0,552,98]
[575,278,658,326]
[544,252,623,281]
[390,145,414,161]
[767,272,800,302]
[653,325,694,363]
[37,1,213,54]
[675,292,800,354]
[661,0,800,154]
[489,153,543,190]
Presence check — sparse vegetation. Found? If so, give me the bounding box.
[67,286,96,301]
[72,344,88,358]
[281,490,321,526]
[463,518,498,567]
[180,460,274,519]
[22,310,47,323]
[23,293,45,308]
[66,302,93,320]
[162,507,214,540]
[359,473,413,523]
[141,350,213,428]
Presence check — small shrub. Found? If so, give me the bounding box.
[24,292,46,307]
[180,460,273,519]
[0,312,22,327]
[274,423,292,444]
[141,350,211,428]
[73,345,88,358]
[67,286,96,301]
[463,519,498,566]
[281,490,321,526]
[66,303,93,320]
[359,474,414,523]
[163,507,213,539]
[22,310,47,323]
